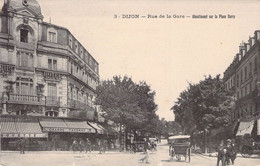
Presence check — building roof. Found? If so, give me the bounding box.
[4,0,42,18]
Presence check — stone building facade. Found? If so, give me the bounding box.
[0,0,99,119]
[223,30,260,121]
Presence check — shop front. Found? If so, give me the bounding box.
[39,118,96,150]
[0,116,48,151]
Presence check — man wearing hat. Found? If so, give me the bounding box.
[226,139,236,165]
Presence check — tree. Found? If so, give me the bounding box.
[171,75,234,135]
[96,76,162,136]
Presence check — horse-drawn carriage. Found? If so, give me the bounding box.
[168,135,191,162]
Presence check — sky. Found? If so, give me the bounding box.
[3,0,260,120]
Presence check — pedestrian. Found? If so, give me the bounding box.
[139,138,150,164]
[226,139,237,165]
[85,138,92,153]
[79,138,85,153]
[19,138,26,154]
[103,139,107,153]
[72,139,78,152]
[98,139,103,154]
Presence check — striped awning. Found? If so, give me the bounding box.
[39,118,67,132]
[88,122,104,134]
[64,120,95,133]
[0,117,17,135]
[236,121,255,136]
[0,117,47,138]
[100,124,118,136]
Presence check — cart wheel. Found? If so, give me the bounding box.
[241,146,253,158]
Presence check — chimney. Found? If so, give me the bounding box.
[245,43,250,53]
[237,53,242,61]
[239,43,246,57]
[255,31,260,41]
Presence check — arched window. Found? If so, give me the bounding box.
[17,24,34,43]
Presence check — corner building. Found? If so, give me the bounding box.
[0,0,99,117]
[0,0,113,150]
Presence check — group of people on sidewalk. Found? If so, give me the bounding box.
[217,139,237,165]
[72,138,108,154]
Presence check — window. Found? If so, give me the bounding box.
[237,91,239,99]
[16,77,33,95]
[75,42,78,53]
[17,52,33,68]
[245,67,247,80]
[45,111,58,117]
[69,36,73,48]
[48,32,57,43]
[80,48,83,58]
[240,71,243,83]
[16,110,27,115]
[48,58,57,70]
[245,86,248,96]
[237,75,239,87]
[85,53,89,63]
[249,62,252,76]
[20,29,28,43]
[89,57,92,67]
[255,57,257,71]
[47,83,57,97]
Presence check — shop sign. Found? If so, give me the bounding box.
[2,133,19,138]
[1,133,47,138]
[44,71,61,81]
[0,64,15,77]
[42,127,94,133]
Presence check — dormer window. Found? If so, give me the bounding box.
[75,42,78,53]
[20,29,28,43]
[69,35,73,48]
[48,32,57,43]
[47,27,57,43]
[80,48,83,58]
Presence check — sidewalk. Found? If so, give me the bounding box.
[0,150,127,155]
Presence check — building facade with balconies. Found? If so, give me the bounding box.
[223,30,260,122]
[0,0,99,119]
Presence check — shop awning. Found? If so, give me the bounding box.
[88,122,104,134]
[39,118,67,132]
[100,124,118,136]
[236,120,255,136]
[15,118,48,138]
[64,120,95,133]
[0,117,47,138]
[0,117,18,137]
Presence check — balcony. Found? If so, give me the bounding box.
[68,99,95,111]
[45,96,60,107]
[7,94,45,106]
